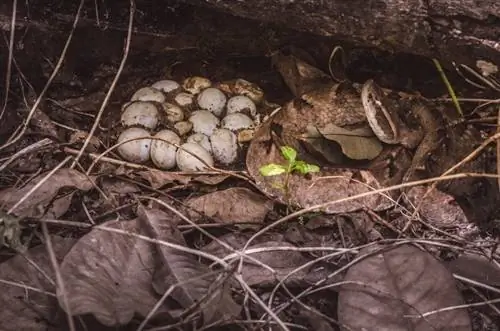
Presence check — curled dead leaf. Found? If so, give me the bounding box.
[0,168,95,218]
[316,123,383,160]
[137,205,241,324]
[57,219,171,326]
[186,187,273,225]
[0,236,76,331]
[271,49,332,97]
[445,252,500,286]
[202,232,337,287]
[137,168,229,189]
[338,244,471,331]
[406,186,469,229]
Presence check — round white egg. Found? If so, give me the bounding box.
[174,92,195,107]
[151,80,180,93]
[121,101,159,130]
[197,87,227,117]
[187,133,212,153]
[150,130,181,170]
[221,113,254,131]
[226,95,257,118]
[117,127,152,163]
[162,102,184,123]
[131,87,166,103]
[176,142,214,171]
[189,110,220,136]
[210,128,238,165]
[174,121,193,136]
[182,76,212,94]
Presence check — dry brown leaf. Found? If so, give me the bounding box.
[0,236,76,331]
[138,206,240,324]
[202,232,337,287]
[186,187,273,225]
[137,169,229,189]
[445,252,500,286]
[297,308,335,331]
[406,186,469,228]
[338,244,471,331]
[138,169,194,188]
[316,123,383,160]
[56,218,171,326]
[101,177,141,195]
[271,49,332,97]
[0,168,95,218]
[45,192,75,219]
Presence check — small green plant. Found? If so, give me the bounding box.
[259,146,320,203]
[259,146,320,177]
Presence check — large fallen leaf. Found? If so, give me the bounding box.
[138,206,240,324]
[137,168,229,189]
[0,168,95,218]
[202,232,338,287]
[445,252,500,286]
[56,218,171,326]
[271,49,332,97]
[338,244,471,331]
[406,186,469,229]
[316,123,383,160]
[186,187,273,225]
[0,236,76,331]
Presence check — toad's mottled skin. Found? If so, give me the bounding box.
[269,79,442,184]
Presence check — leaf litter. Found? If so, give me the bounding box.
[0,8,498,330]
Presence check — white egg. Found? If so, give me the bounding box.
[189,110,220,136]
[162,102,184,123]
[187,133,212,153]
[151,80,180,93]
[174,92,195,107]
[121,101,159,130]
[174,121,193,136]
[117,127,152,163]
[182,76,212,94]
[150,130,181,170]
[197,87,227,117]
[176,142,214,171]
[226,95,257,117]
[221,113,254,131]
[233,79,264,104]
[131,87,166,103]
[210,128,238,165]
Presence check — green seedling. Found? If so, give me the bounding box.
[259,146,320,177]
[259,146,319,204]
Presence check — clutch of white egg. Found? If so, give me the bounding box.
[117,76,264,171]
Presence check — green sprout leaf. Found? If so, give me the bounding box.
[293,161,320,174]
[259,163,287,176]
[280,146,297,163]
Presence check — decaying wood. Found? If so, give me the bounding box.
[1,0,498,71]
[184,0,500,68]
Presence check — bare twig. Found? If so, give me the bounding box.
[7,156,72,215]
[0,0,85,152]
[0,0,17,121]
[71,0,136,168]
[41,222,75,331]
[0,138,53,172]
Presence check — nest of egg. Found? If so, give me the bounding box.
[116,76,269,171]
